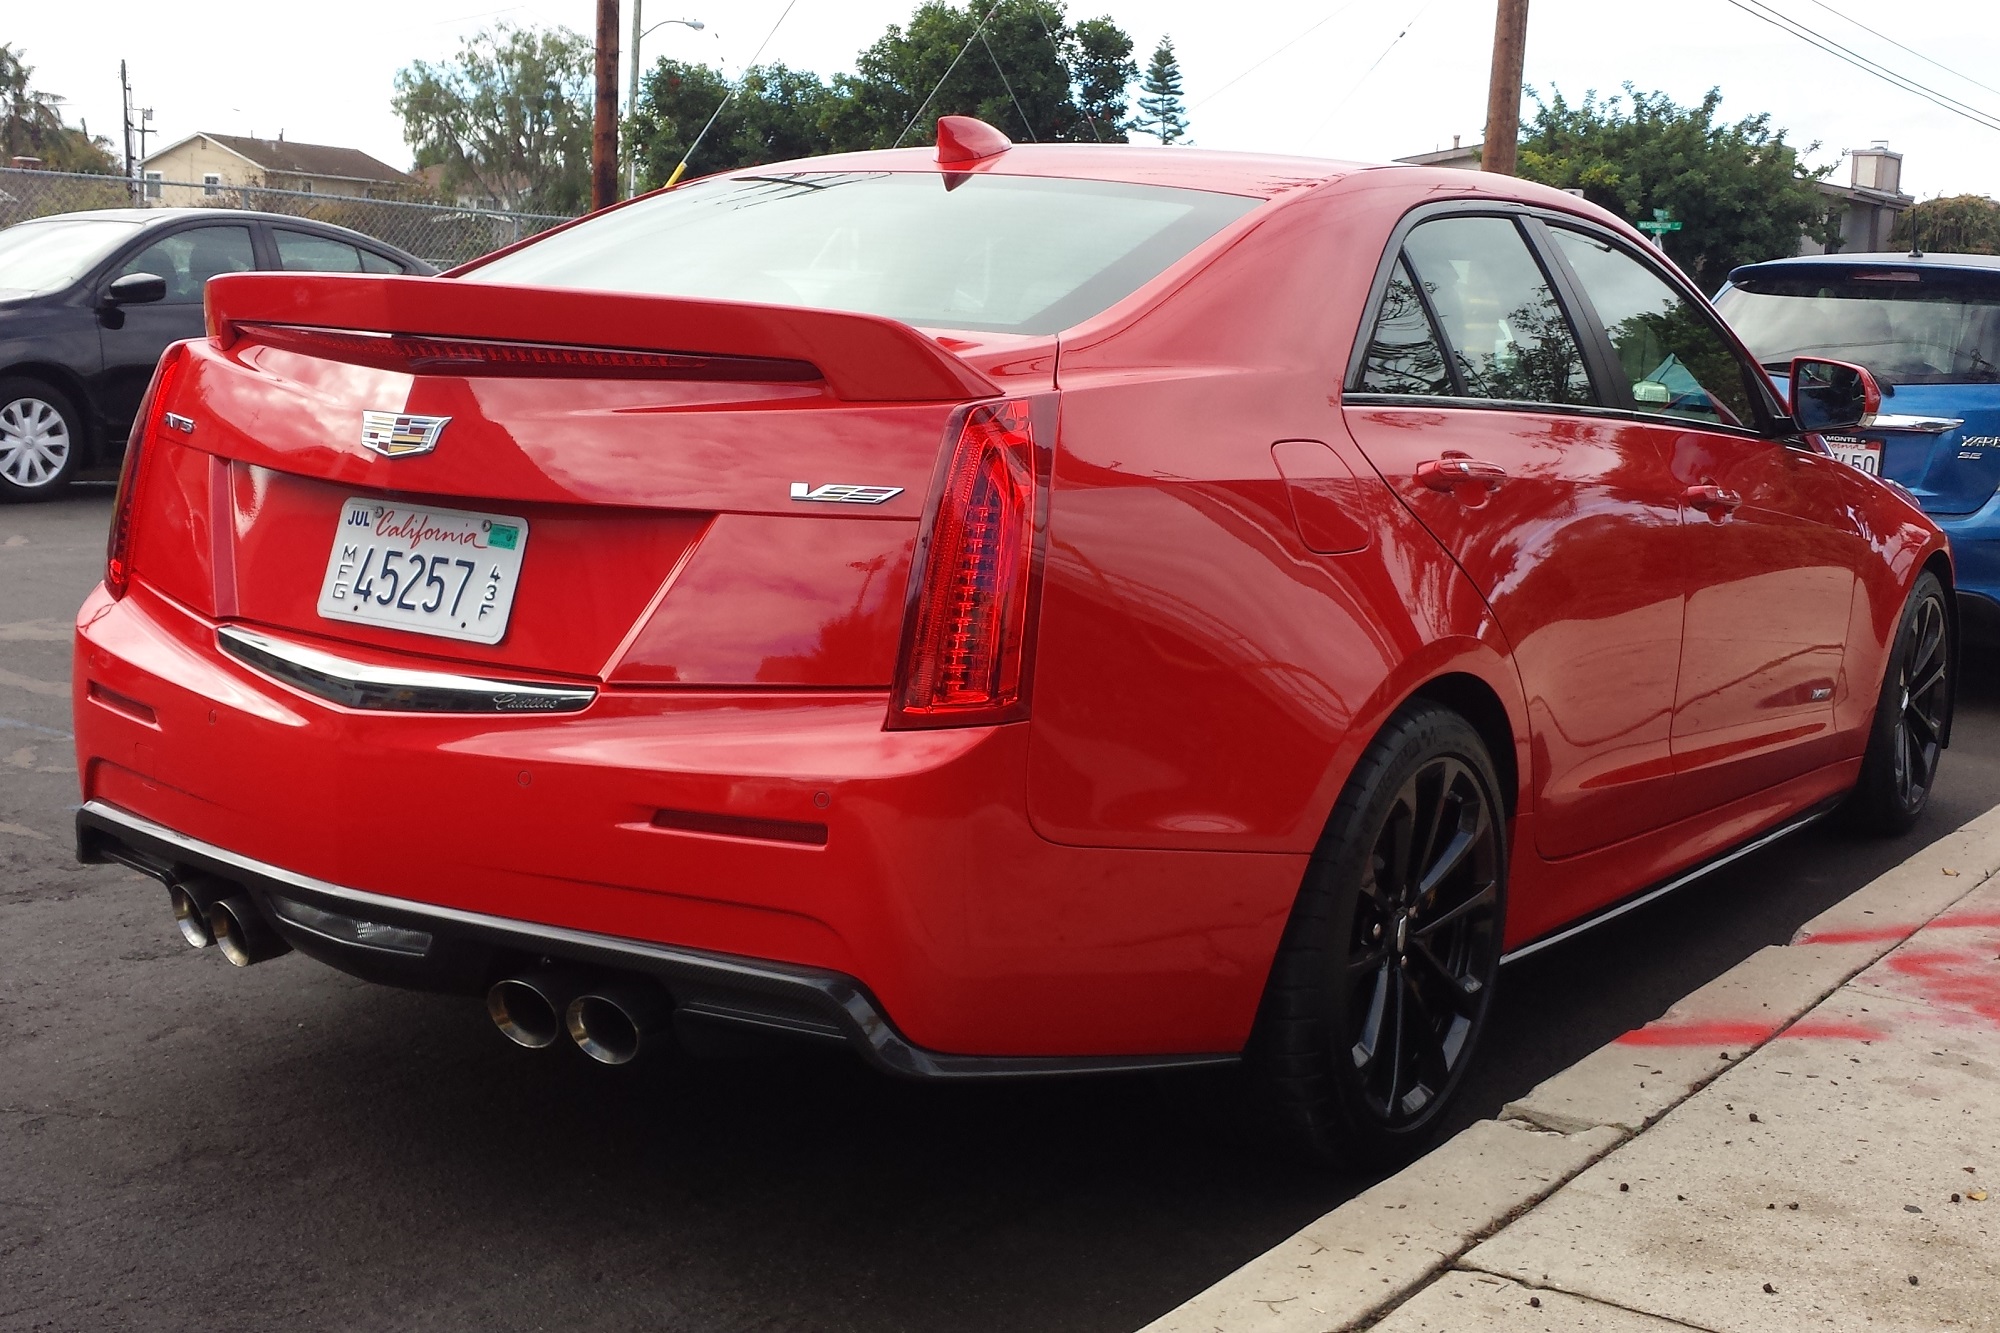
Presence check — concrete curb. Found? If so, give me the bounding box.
[1135,805,2000,1333]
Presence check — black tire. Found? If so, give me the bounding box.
[1257,700,1507,1169]
[1846,570,1952,836]
[0,376,84,502]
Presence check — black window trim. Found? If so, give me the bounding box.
[1525,215,1788,440]
[1342,199,1791,439]
[1343,201,1608,414]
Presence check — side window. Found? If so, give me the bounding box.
[358,248,404,275]
[275,229,364,272]
[1549,228,1760,429]
[1358,259,1453,395]
[1402,216,1596,407]
[118,225,255,303]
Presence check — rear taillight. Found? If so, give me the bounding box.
[106,344,189,599]
[889,399,1048,729]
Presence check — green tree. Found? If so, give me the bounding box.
[824,0,1135,152]
[1135,36,1186,144]
[628,60,835,188]
[1516,85,1839,291]
[392,25,594,214]
[1,45,116,172]
[1890,195,2000,255]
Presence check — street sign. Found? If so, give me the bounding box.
[1637,220,1683,233]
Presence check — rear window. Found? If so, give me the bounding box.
[463,171,1262,335]
[1715,269,2000,385]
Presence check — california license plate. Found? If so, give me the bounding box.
[316,498,528,644]
[1824,435,1882,475]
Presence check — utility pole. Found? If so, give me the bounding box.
[120,61,136,203]
[592,0,620,210]
[1481,0,1528,176]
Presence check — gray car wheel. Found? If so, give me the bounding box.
[0,378,84,501]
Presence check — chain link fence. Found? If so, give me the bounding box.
[0,167,578,269]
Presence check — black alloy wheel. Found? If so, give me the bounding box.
[1346,755,1502,1127]
[1260,701,1507,1168]
[1848,569,1952,835]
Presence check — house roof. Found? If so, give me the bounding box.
[143,133,410,184]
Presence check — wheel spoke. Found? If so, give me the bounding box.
[1416,803,1487,899]
[1380,961,1408,1111]
[1350,960,1391,1067]
[1407,937,1484,1014]
[1907,703,1939,748]
[1411,879,1498,941]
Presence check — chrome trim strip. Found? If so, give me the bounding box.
[1499,807,1830,966]
[79,801,1236,1080]
[1862,413,1964,434]
[217,625,594,714]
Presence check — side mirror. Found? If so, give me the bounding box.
[102,272,167,306]
[1789,357,1880,434]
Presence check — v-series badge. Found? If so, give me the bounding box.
[790,482,903,505]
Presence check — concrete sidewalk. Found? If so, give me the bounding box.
[1143,808,2000,1333]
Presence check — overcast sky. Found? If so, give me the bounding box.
[13,0,2000,200]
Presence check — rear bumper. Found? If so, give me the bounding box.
[78,801,1229,1079]
[73,582,1302,1060]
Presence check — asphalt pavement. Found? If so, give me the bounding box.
[7,487,2000,1333]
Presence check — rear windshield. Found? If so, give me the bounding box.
[464,171,1262,335]
[1714,269,2000,385]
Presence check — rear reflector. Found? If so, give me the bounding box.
[649,808,829,847]
[238,323,822,382]
[106,344,190,600]
[889,399,1047,729]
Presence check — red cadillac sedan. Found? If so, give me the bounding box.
[73,118,1951,1165]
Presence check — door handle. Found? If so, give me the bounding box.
[1417,456,1509,493]
[1684,483,1743,516]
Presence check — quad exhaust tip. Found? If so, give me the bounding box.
[170,882,214,949]
[208,894,292,967]
[487,968,590,1050]
[487,969,671,1064]
[565,979,671,1065]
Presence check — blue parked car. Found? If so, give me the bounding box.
[1715,252,2000,633]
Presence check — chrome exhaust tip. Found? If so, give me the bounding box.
[565,979,672,1066]
[486,969,587,1050]
[209,895,292,967]
[169,882,214,949]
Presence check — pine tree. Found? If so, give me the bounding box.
[1136,37,1186,145]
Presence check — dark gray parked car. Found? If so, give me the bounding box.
[0,208,432,500]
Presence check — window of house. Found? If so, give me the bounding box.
[300,180,313,194]
[1396,215,1596,407]
[202,173,221,197]
[143,171,162,201]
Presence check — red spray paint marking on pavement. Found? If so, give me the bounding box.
[1883,946,2000,1026]
[1616,1017,1884,1047]
[1796,911,2000,948]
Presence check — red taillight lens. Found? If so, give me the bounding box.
[106,345,189,599]
[889,399,1046,728]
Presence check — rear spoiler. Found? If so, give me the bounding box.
[203,272,1000,403]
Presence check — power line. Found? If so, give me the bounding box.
[1313,0,1445,137]
[1719,0,2000,133]
[1796,0,2000,100]
[667,0,801,186]
[1027,1,1102,143]
[892,0,1007,148]
[1188,2,1364,112]
[979,29,1038,141]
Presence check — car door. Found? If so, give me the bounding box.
[1541,223,1873,813]
[1341,209,1689,860]
[96,222,257,435]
